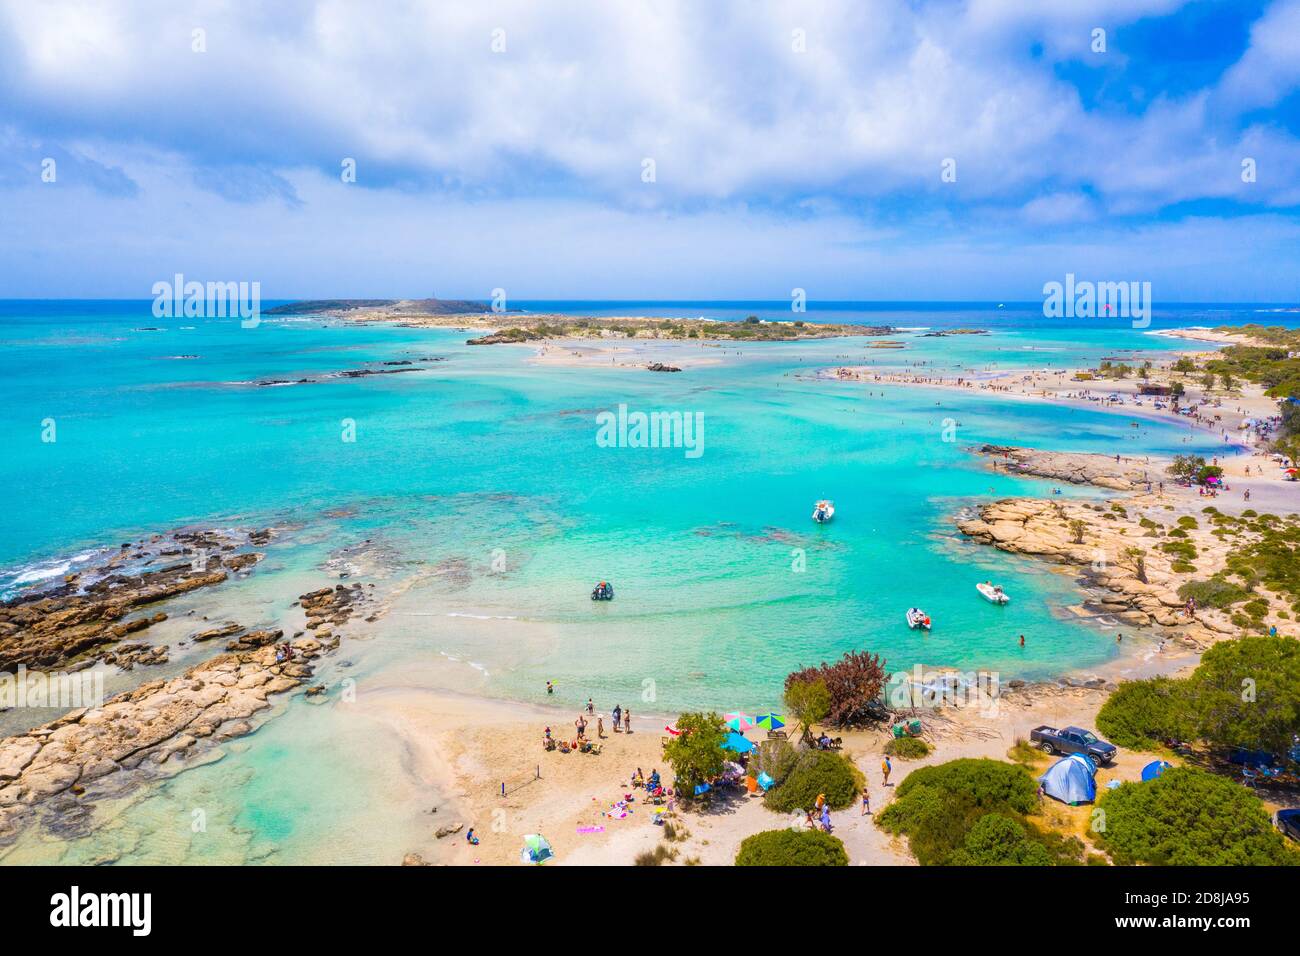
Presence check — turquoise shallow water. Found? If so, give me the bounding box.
[0,300,1268,863]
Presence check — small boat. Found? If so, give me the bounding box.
[906,607,932,630]
[591,581,614,601]
[812,500,835,524]
[977,582,1009,605]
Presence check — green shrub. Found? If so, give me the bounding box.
[1095,768,1298,866]
[735,828,848,866]
[763,750,862,814]
[1096,677,1192,750]
[1178,576,1249,610]
[884,737,931,759]
[749,738,799,787]
[875,759,1080,865]
[947,814,1056,866]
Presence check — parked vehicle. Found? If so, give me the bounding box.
[1276,809,1300,843]
[1030,725,1117,765]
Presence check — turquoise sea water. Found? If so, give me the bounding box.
[0,299,1283,863]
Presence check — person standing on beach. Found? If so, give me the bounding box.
[596,716,604,738]
[623,707,632,733]
[881,755,892,786]
[861,785,871,816]
[612,704,622,732]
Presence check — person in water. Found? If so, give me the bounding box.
[1019,634,1025,647]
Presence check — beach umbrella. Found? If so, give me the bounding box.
[756,713,786,730]
[520,833,555,865]
[1141,760,1173,782]
[722,732,756,753]
[724,711,754,730]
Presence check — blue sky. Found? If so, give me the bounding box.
[1,0,1298,301]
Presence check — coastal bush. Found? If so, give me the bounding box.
[735,829,848,866]
[884,737,931,759]
[1186,636,1300,755]
[876,759,1080,866]
[947,814,1055,866]
[1177,576,1248,610]
[1098,637,1300,757]
[1096,677,1193,750]
[1095,768,1298,866]
[749,738,799,787]
[763,750,862,814]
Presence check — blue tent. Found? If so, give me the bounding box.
[1039,753,1097,805]
[722,732,756,753]
[1141,760,1172,781]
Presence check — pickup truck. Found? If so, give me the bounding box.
[1030,725,1117,765]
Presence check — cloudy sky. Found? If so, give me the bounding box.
[1,0,1298,301]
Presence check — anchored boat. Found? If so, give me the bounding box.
[976,582,1009,605]
[812,499,835,523]
[591,581,614,601]
[906,607,932,630]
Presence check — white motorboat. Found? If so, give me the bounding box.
[906,607,932,630]
[977,582,1010,605]
[812,499,835,523]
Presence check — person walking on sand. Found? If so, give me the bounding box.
[623,707,632,733]
[596,716,604,738]
[612,704,621,732]
[881,755,892,786]
[861,785,871,816]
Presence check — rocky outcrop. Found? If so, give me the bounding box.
[0,581,372,845]
[645,362,681,372]
[0,530,271,671]
[956,497,1241,648]
[972,445,1159,492]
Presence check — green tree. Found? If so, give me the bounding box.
[1186,635,1300,755]
[783,678,830,743]
[1120,546,1148,583]
[1095,768,1298,866]
[1068,519,1087,544]
[735,829,848,866]
[1096,676,1194,750]
[662,711,728,794]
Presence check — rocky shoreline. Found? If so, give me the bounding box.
[953,446,1283,648]
[0,529,271,672]
[973,444,1161,492]
[0,583,368,847]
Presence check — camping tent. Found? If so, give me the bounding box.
[1141,760,1172,781]
[1039,753,1097,805]
[520,833,554,865]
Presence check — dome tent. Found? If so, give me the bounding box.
[1039,753,1097,805]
